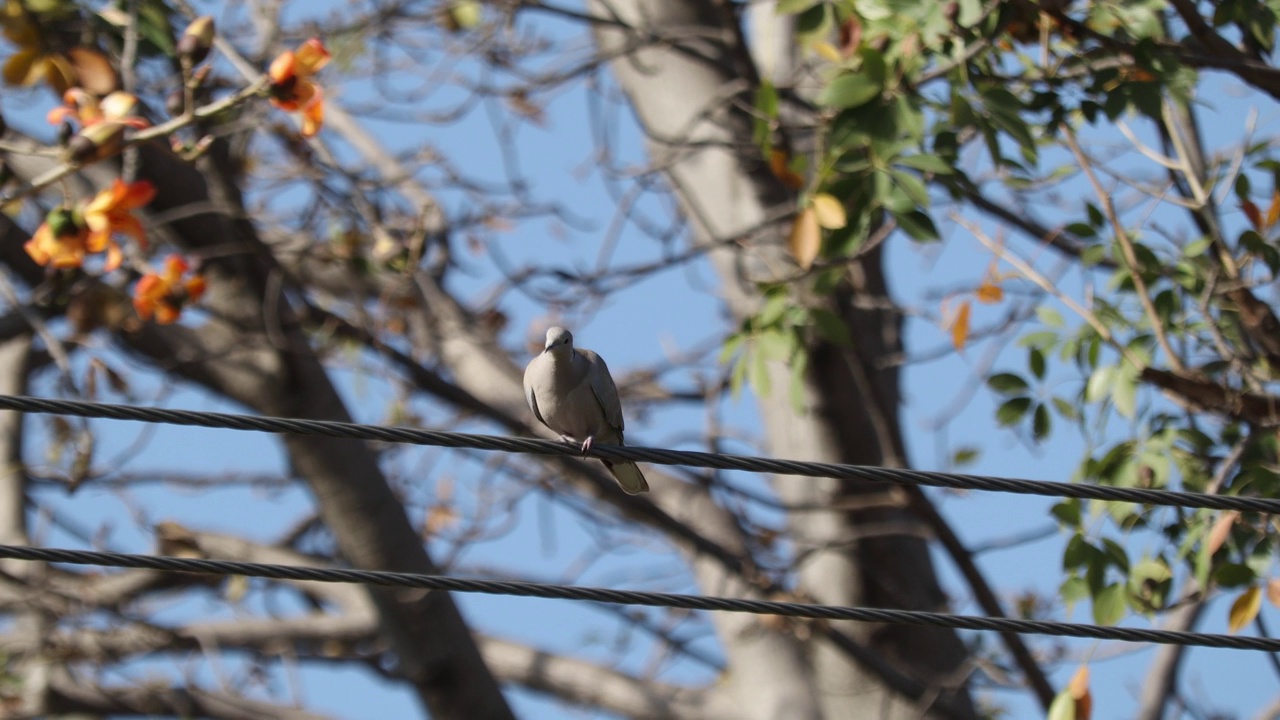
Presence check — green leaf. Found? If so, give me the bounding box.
[775,0,815,13]
[1113,362,1140,418]
[987,372,1029,395]
[955,0,983,26]
[1032,403,1051,441]
[1060,575,1089,612]
[719,332,745,364]
[894,96,925,140]
[794,3,830,36]
[1101,537,1130,572]
[858,47,887,86]
[1051,499,1082,528]
[1065,222,1097,238]
[756,327,794,360]
[893,209,939,241]
[952,446,980,467]
[1092,582,1128,626]
[811,308,853,347]
[759,293,790,327]
[729,351,748,398]
[889,169,930,207]
[1086,202,1105,226]
[1052,395,1079,420]
[895,154,954,175]
[1215,562,1257,588]
[1029,347,1046,379]
[747,344,771,396]
[1183,236,1212,257]
[1235,172,1252,200]
[1034,303,1064,326]
[856,0,892,21]
[996,396,1033,426]
[1018,330,1058,349]
[819,74,883,109]
[1064,533,1093,569]
[1085,366,1114,403]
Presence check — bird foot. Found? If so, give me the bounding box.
[557,435,595,455]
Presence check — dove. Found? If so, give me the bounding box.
[523,326,649,494]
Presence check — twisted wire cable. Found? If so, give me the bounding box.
[0,543,1275,652]
[0,394,1274,513]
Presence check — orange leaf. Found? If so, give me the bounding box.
[1228,585,1262,634]
[975,279,1003,304]
[950,300,972,351]
[769,149,805,190]
[1267,190,1280,231]
[67,47,117,95]
[1067,665,1092,720]
[787,206,821,270]
[1269,578,1280,609]
[1206,510,1239,557]
[1242,200,1263,231]
[838,16,862,58]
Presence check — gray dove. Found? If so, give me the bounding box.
[523,326,649,494]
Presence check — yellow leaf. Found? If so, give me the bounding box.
[1206,510,1238,557]
[1269,578,1280,609]
[811,193,847,229]
[1228,585,1262,634]
[975,279,1003,304]
[1267,190,1280,231]
[950,300,972,351]
[1046,690,1076,720]
[2,48,41,86]
[1067,665,1092,720]
[449,0,482,30]
[787,206,821,270]
[223,574,249,603]
[811,40,842,63]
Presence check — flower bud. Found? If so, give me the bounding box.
[65,121,125,164]
[177,16,216,65]
[46,206,80,238]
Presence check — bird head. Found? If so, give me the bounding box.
[543,326,574,356]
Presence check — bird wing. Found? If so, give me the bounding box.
[581,349,625,435]
[522,358,549,428]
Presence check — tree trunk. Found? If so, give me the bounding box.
[590,1,975,716]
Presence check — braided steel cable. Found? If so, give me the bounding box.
[0,543,1276,652]
[0,394,1276,513]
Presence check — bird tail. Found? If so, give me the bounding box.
[604,460,649,494]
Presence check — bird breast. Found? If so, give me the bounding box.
[540,369,609,441]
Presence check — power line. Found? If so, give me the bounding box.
[0,394,1275,513]
[0,543,1275,653]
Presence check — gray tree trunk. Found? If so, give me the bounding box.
[590,1,976,717]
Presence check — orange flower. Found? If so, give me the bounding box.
[133,255,206,324]
[24,207,92,269]
[268,38,329,137]
[47,89,149,129]
[80,179,156,271]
